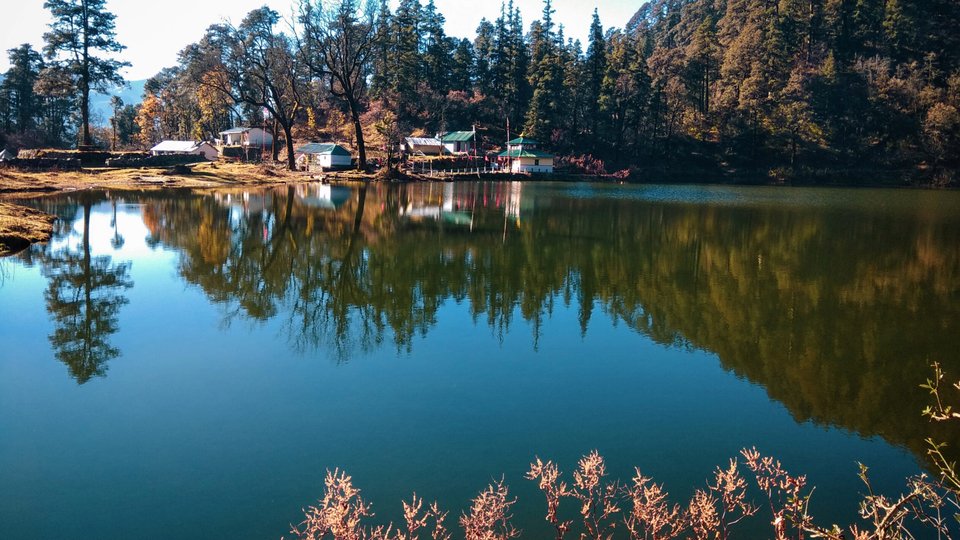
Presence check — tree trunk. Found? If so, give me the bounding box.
[283,122,296,171]
[80,0,91,148]
[272,118,280,162]
[349,99,366,170]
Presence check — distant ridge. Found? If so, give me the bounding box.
[0,74,143,126]
[89,79,146,126]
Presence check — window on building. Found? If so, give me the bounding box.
[534,159,540,166]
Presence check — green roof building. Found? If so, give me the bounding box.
[498,135,554,173]
[439,131,476,154]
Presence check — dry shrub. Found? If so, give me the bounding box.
[292,469,373,540]
[292,364,960,540]
[555,155,607,176]
[291,365,960,540]
[291,450,960,540]
[459,480,519,540]
[290,469,450,540]
[526,458,573,539]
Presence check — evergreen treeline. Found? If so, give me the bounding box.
[0,0,133,151]
[2,0,959,180]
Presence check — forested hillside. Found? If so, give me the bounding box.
[621,0,960,180]
[2,0,958,182]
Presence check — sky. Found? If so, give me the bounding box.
[2,0,642,81]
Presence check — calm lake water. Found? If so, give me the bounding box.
[1,181,959,539]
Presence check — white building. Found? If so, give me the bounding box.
[295,143,353,171]
[440,131,476,154]
[219,127,274,148]
[149,140,219,160]
[498,136,554,173]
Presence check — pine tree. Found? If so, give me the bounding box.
[524,0,562,141]
[474,19,496,98]
[392,0,423,117]
[451,38,475,92]
[370,0,393,97]
[585,10,607,140]
[42,0,129,147]
[422,0,451,96]
[3,44,44,133]
[684,18,718,119]
[32,65,76,145]
[883,0,913,62]
[563,38,585,145]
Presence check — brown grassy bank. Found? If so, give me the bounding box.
[0,201,56,256]
[0,162,318,255]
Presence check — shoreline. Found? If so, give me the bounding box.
[1,162,954,255]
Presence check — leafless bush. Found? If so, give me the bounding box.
[459,479,519,540]
[290,364,960,539]
[290,470,449,540]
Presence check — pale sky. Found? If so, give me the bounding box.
[2,0,642,80]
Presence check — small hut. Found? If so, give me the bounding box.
[218,127,273,148]
[150,141,219,160]
[295,143,353,171]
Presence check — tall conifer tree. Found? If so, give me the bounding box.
[42,0,128,147]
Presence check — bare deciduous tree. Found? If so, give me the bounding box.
[298,0,375,171]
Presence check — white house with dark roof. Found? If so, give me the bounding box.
[218,127,273,148]
[295,143,353,170]
[498,136,554,173]
[149,140,219,160]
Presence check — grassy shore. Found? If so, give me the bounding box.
[0,162,322,255]
[0,160,952,255]
[0,201,56,256]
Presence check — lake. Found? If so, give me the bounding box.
[1,181,959,538]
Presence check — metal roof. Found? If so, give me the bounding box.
[151,140,210,153]
[220,127,252,134]
[296,143,351,156]
[406,137,442,146]
[440,131,475,142]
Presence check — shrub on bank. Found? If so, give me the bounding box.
[290,366,960,539]
[289,448,957,540]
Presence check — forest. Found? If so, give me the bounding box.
[1,0,959,181]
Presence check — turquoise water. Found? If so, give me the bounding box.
[1,182,959,538]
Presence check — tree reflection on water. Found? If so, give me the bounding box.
[35,192,133,384]
[24,182,960,464]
